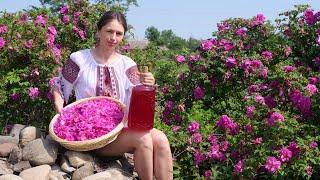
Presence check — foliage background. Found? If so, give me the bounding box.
[0,1,319,179]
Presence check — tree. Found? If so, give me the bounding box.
[187,37,201,51]
[145,26,200,51]
[94,0,138,12]
[145,26,161,43]
[39,0,137,13]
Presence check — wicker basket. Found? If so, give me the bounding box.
[49,96,126,151]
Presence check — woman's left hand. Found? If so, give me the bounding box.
[139,72,155,86]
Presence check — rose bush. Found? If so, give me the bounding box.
[156,5,320,179]
[1,1,320,179]
[0,0,107,131]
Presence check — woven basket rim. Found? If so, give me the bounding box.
[49,96,126,148]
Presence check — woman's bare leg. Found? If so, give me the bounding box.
[95,128,154,180]
[151,128,173,180]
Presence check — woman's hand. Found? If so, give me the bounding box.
[139,72,155,86]
[52,86,64,114]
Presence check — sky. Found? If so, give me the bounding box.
[0,0,320,40]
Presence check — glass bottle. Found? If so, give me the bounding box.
[128,66,156,130]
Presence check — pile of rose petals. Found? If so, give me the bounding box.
[54,98,124,141]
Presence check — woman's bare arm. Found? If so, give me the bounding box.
[52,86,64,114]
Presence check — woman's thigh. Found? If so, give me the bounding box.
[94,128,152,156]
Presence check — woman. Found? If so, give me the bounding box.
[52,11,173,180]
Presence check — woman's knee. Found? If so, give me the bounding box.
[132,130,153,150]
[152,130,170,151]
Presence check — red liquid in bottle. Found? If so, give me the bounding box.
[128,84,156,130]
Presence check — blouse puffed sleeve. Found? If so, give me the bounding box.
[53,55,80,103]
[122,56,140,109]
[124,57,140,89]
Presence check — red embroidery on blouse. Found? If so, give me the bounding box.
[126,65,140,85]
[96,66,102,96]
[109,67,120,99]
[62,59,80,83]
[103,67,112,97]
[96,67,120,99]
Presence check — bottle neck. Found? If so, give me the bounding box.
[133,84,155,91]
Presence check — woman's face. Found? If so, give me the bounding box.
[97,19,125,49]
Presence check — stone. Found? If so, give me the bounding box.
[124,153,134,166]
[2,124,139,180]
[45,134,59,147]
[133,171,139,179]
[83,168,128,180]
[22,138,58,166]
[13,161,31,173]
[19,126,42,147]
[0,160,13,175]
[71,163,94,180]
[48,171,64,180]
[65,151,94,168]
[51,164,68,179]
[60,155,75,173]
[0,136,19,145]
[51,164,61,171]
[0,143,17,157]
[9,124,26,138]
[119,154,134,175]
[8,146,22,164]
[48,174,59,180]
[93,155,133,175]
[0,174,23,180]
[19,164,51,180]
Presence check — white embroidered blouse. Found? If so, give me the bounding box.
[54,49,140,114]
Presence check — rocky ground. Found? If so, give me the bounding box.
[0,124,138,180]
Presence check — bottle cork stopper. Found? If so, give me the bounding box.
[143,66,148,73]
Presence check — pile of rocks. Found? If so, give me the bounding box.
[0,124,137,180]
